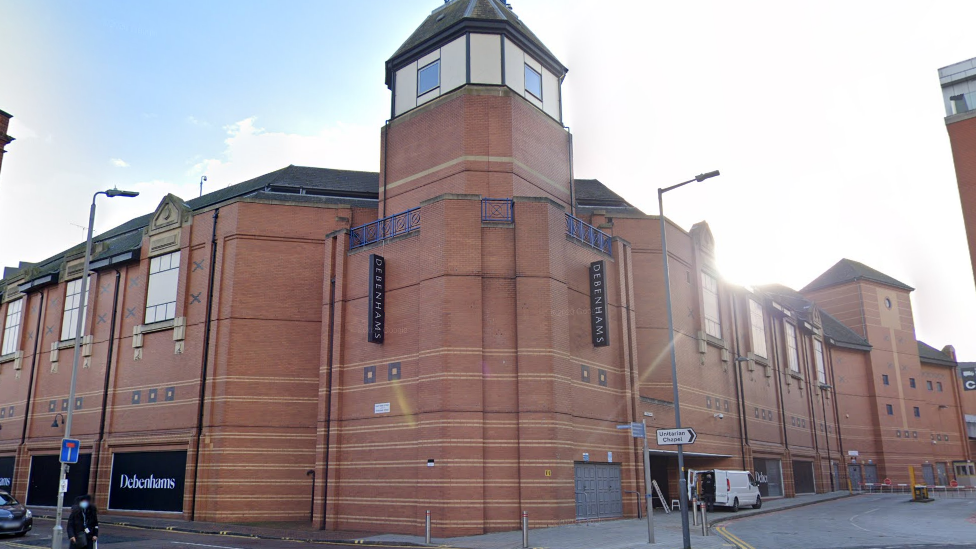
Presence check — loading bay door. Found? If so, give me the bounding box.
[574,462,623,520]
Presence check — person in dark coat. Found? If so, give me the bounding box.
[701,472,716,511]
[66,494,98,548]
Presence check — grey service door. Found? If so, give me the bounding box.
[848,464,862,488]
[863,464,879,485]
[574,463,623,520]
[922,464,935,485]
[936,463,948,486]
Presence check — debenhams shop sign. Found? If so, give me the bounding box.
[109,450,187,512]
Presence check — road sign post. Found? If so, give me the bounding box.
[618,422,653,543]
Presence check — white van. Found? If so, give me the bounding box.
[688,469,762,512]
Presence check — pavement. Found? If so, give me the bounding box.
[22,491,961,549]
[366,491,851,549]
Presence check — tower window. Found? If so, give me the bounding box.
[524,64,542,100]
[913,406,920,418]
[886,404,893,415]
[146,251,181,324]
[701,272,721,339]
[417,59,440,96]
[909,378,915,388]
[882,374,889,386]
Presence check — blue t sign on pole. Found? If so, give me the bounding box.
[60,439,80,464]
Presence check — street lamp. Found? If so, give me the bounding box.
[819,384,834,491]
[658,170,719,549]
[51,187,139,549]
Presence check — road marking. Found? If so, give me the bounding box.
[714,525,757,549]
[171,543,248,549]
[847,507,880,533]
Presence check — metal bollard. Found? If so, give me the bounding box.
[425,510,431,544]
[522,511,529,548]
[692,499,698,526]
[700,502,708,536]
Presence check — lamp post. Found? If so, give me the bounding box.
[51,188,139,549]
[658,170,719,549]
[819,384,834,491]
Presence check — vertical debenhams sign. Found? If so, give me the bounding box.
[590,260,609,347]
[368,254,385,343]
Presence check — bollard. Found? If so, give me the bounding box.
[691,499,698,526]
[522,511,529,548]
[700,501,708,536]
[425,510,431,544]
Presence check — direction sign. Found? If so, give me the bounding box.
[656,428,697,445]
[961,365,976,391]
[60,438,80,464]
[617,422,646,438]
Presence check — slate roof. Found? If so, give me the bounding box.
[801,259,914,293]
[917,341,957,367]
[1,165,379,289]
[821,313,871,351]
[573,179,646,216]
[388,0,565,85]
[756,283,871,351]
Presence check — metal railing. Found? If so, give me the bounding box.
[565,213,613,256]
[349,207,420,250]
[855,483,976,497]
[481,198,514,223]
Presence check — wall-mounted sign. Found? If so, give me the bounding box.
[589,261,609,347]
[961,365,976,391]
[0,457,13,491]
[582,452,590,462]
[848,450,859,457]
[374,402,390,414]
[368,254,385,344]
[108,450,187,512]
[608,452,613,463]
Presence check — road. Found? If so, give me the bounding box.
[0,518,427,549]
[719,494,976,549]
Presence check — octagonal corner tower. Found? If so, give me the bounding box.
[379,0,572,215]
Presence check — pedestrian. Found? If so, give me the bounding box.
[66,494,99,549]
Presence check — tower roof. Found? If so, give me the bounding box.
[801,258,914,293]
[386,0,566,87]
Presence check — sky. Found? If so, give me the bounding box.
[1,1,975,358]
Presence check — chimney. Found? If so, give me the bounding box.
[0,109,14,179]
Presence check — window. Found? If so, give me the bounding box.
[882,374,890,385]
[748,299,767,358]
[524,63,542,100]
[61,276,92,341]
[909,378,916,388]
[784,322,799,372]
[886,404,894,415]
[1,299,24,356]
[814,339,826,383]
[701,272,721,338]
[927,380,933,390]
[937,382,943,392]
[913,407,920,418]
[417,59,440,96]
[145,251,181,324]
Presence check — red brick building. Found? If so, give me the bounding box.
[939,57,976,472]
[0,0,972,537]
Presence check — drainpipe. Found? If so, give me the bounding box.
[382,121,390,218]
[826,348,846,484]
[191,207,220,521]
[729,291,749,467]
[320,236,338,531]
[772,321,790,452]
[89,270,121,497]
[567,129,575,216]
[17,290,45,492]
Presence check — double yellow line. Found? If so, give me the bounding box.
[714,525,757,549]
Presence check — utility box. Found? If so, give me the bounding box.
[912,485,930,502]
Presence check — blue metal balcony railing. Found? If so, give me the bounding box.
[565,213,612,256]
[349,207,420,250]
[481,198,514,223]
